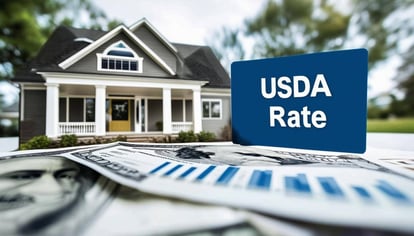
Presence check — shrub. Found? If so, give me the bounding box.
[177,130,198,142]
[115,135,127,142]
[197,131,216,142]
[20,135,51,150]
[60,134,78,147]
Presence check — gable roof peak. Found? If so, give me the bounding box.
[129,18,178,53]
[58,23,176,76]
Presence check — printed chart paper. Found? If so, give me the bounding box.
[61,142,414,233]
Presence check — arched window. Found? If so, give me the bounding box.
[97,41,143,73]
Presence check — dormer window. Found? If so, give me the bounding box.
[97,41,143,73]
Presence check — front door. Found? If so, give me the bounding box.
[109,99,130,132]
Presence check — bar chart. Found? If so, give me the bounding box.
[149,161,412,204]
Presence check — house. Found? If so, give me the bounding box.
[13,18,231,142]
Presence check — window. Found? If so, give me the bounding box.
[59,97,95,122]
[202,99,222,119]
[97,41,143,73]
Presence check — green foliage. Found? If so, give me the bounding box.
[352,0,414,67]
[0,0,121,81]
[245,0,350,58]
[197,131,216,142]
[115,135,127,142]
[20,135,51,150]
[177,131,198,142]
[177,131,217,142]
[59,134,78,147]
[367,118,414,133]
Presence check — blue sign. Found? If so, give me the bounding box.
[231,49,368,153]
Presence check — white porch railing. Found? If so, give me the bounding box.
[172,122,193,133]
[59,122,96,135]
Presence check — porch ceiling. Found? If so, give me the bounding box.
[59,84,194,97]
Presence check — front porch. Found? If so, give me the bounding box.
[43,73,206,138]
[58,121,193,136]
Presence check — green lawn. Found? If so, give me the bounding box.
[367,118,414,133]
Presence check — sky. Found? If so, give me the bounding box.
[94,0,398,99]
[95,0,267,46]
[0,0,400,106]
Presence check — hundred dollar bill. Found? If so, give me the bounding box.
[59,142,414,234]
[0,151,116,235]
[0,148,313,236]
[86,185,314,236]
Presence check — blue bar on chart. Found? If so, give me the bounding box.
[352,186,373,200]
[284,173,311,194]
[216,166,239,185]
[248,170,272,190]
[178,166,197,179]
[163,164,183,177]
[195,165,216,181]
[149,161,171,174]
[317,177,345,198]
[376,180,410,202]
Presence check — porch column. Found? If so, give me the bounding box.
[162,88,172,133]
[192,88,202,133]
[95,85,106,136]
[45,83,59,138]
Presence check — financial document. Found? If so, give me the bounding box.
[59,142,414,233]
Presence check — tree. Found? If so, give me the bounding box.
[0,0,121,136]
[245,0,350,58]
[396,44,414,116]
[208,0,414,116]
[351,0,414,67]
[206,27,246,72]
[207,0,350,70]
[0,0,120,81]
[352,0,414,114]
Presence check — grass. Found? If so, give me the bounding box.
[367,118,414,133]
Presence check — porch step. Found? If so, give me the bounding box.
[126,134,178,143]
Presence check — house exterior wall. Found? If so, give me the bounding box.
[16,20,231,141]
[66,33,171,77]
[132,25,177,72]
[21,90,46,142]
[201,95,231,138]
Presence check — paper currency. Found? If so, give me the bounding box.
[0,154,116,235]
[0,149,313,236]
[59,142,414,234]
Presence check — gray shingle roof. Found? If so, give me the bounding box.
[13,25,230,88]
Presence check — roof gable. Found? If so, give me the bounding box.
[129,18,178,54]
[58,25,175,76]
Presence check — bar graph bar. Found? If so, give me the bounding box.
[195,165,216,181]
[248,170,272,190]
[215,167,239,185]
[163,164,183,177]
[149,162,171,174]
[352,186,372,200]
[178,166,197,179]
[317,177,345,198]
[284,173,311,194]
[376,180,410,202]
